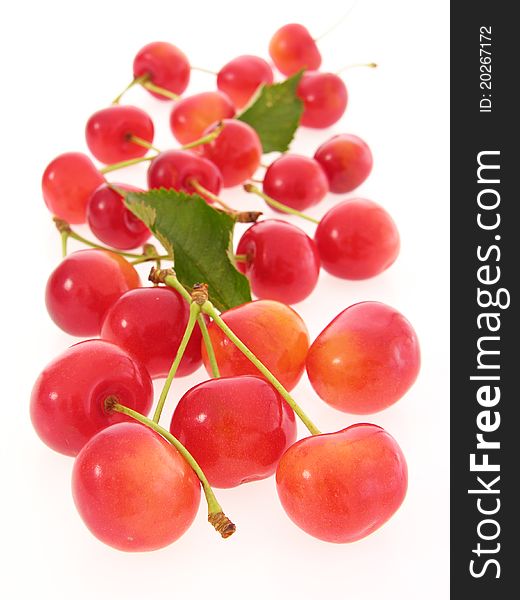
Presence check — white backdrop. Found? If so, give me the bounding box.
[1,1,450,598]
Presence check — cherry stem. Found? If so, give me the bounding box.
[152,301,201,423]
[314,2,358,42]
[130,254,170,265]
[201,300,321,435]
[60,231,69,258]
[234,254,248,262]
[180,122,224,150]
[191,66,217,76]
[243,183,320,225]
[129,135,161,153]
[336,62,377,75]
[107,399,235,538]
[189,179,262,223]
[142,80,179,100]
[99,155,156,174]
[198,315,220,377]
[112,74,149,104]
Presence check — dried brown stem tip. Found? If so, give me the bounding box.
[208,512,236,538]
[148,266,175,285]
[53,217,71,233]
[103,395,118,412]
[234,211,263,223]
[191,283,209,305]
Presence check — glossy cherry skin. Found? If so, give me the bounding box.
[276,424,408,543]
[306,302,420,414]
[30,340,153,456]
[263,154,329,211]
[315,198,400,279]
[147,150,222,197]
[269,24,321,76]
[72,422,200,551]
[201,119,262,187]
[201,300,309,390]
[101,286,203,379]
[87,182,150,250]
[217,55,274,108]
[236,220,320,304]
[170,376,297,488]
[314,134,373,193]
[85,105,155,164]
[169,91,235,145]
[297,71,348,128]
[42,153,105,224]
[133,41,190,99]
[45,249,140,337]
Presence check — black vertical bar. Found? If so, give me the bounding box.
[451,2,518,597]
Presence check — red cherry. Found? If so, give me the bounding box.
[315,198,400,279]
[30,340,153,456]
[133,41,190,99]
[297,71,348,128]
[276,424,408,543]
[314,134,373,193]
[236,219,320,304]
[42,153,105,224]
[201,299,309,391]
[170,375,297,488]
[263,154,329,211]
[85,105,154,164]
[269,24,321,76]
[45,249,140,337]
[87,182,150,250]
[169,91,235,145]
[101,286,203,379]
[147,150,222,197]
[72,422,200,551]
[306,302,420,414]
[201,119,262,187]
[217,55,274,108]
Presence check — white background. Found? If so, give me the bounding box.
[1,1,449,598]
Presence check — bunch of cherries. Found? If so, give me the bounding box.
[32,22,419,552]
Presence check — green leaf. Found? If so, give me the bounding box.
[237,71,304,153]
[124,189,252,312]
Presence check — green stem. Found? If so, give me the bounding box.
[153,302,201,423]
[100,155,156,174]
[188,178,235,212]
[198,314,220,378]
[244,183,320,225]
[142,80,179,100]
[191,66,217,75]
[234,254,248,262]
[108,401,235,537]
[180,122,224,150]
[61,231,69,258]
[112,74,149,105]
[129,135,161,153]
[67,230,144,258]
[130,254,170,266]
[201,300,321,435]
[162,273,192,303]
[336,62,377,75]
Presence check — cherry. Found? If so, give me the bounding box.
[269,24,321,76]
[217,55,274,108]
[236,219,320,304]
[314,134,373,193]
[201,299,309,391]
[72,422,200,551]
[315,198,400,279]
[85,105,155,164]
[201,119,262,187]
[147,149,222,197]
[87,182,150,250]
[133,41,190,99]
[169,91,235,145]
[263,154,329,211]
[42,153,105,224]
[169,375,297,488]
[30,340,153,456]
[101,286,203,379]
[297,71,348,128]
[306,302,420,414]
[45,249,140,337]
[276,424,408,543]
